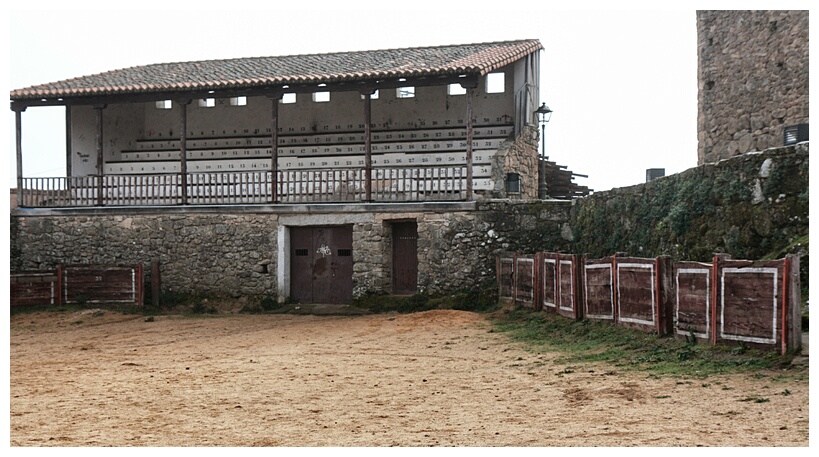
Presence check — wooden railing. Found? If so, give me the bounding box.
[18,166,469,208]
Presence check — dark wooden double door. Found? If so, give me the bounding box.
[392,222,418,295]
[290,226,353,304]
[289,222,419,303]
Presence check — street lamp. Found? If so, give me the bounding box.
[535,103,553,199]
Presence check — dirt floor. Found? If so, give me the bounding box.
[9,308,810,447]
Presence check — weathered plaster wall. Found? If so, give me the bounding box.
[697,10,809,164]
[70,104,145,175]
[571,144,809,262]
[131,63,518,152]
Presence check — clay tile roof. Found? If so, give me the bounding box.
[10,39,542,101]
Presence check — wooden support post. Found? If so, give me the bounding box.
[655,256,673,336]
[710,255,722,345]
[178,100,191,205]
[136,263,144,307]
[56,263,64,306]
[465,87,475,200]
[557,252,563,314]
[710,254,731,345]
[781,257,789,355]
[786,254,802,353]
[151,259,161,308]
[13,105,25,207]
[65,107,72,178]
[573,254,583,321]
[496,255,500,295]
[459,77,478,200]
[268,91,282,203]
[362,88,374,202]
[533,252,542,311]
[94,105,106,206]
[612,254,619,325]
[513,251,519,307]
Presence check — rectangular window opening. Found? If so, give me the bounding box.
[361,90,379,100]
[281,93,296,104]
[155,100,172,109]
[397,86,415,98]
[198,98,215,108]
[229,96,247,106]
[338,249,352,257]
[486,72,505,93]
[295,249,309,256]
[448,83,466,96]
[313,91,330,103]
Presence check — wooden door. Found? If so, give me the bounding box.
[290,226,353,304]
[392,222,418,294]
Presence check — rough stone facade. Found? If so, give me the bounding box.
[571,143,809,263]
[697,10,809,164]
[10,213,279,298]
[9,199,576,302]
[492,124,540,199]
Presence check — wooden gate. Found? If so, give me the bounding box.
[290,226,353,304]
[392,222,418,294]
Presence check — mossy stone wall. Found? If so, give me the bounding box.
[570,144,808,262]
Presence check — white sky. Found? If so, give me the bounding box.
[2,1,811,194]
[1,3,816,452]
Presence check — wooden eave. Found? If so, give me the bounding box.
[10,73,481,110]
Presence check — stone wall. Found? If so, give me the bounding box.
[415,200,574,295]
[9,199,575,302]
[697,10,809,164]
[492,124,540,199]
[10,213,278,298]
[571,143,809,262]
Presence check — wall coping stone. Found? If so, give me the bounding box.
[10,201,478,217]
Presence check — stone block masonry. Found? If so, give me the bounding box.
[697,10,808,164]
[10,200,575,302]
[11,214,278,299]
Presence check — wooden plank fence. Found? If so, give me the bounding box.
[10,267,63,307]
[497,251,802,354]
[10,263,144,307]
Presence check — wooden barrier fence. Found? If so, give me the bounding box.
[497,252,802,354]
[10,263,145,307]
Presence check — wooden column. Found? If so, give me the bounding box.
[151,259,161,308]
[786,254,802,353]
[13,105,25,207]
[177,99,191,205]
[268,92,282,203]
[460,78,478,201]
[94,104,106,206]
[361,88,375,202]
[710,254,731,345]
[465,88,474,200]
[65,106,72,177]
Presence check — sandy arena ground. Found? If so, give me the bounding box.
[9,308,809,447]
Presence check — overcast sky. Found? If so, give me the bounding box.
[3,1,807,194]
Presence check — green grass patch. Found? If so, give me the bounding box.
[490,308,802,378]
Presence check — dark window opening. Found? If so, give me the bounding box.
[338,249,352,257]
[295,249,309,256]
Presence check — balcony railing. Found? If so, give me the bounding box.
[18,166,469,208]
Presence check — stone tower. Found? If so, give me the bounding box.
[697,10,808,165]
